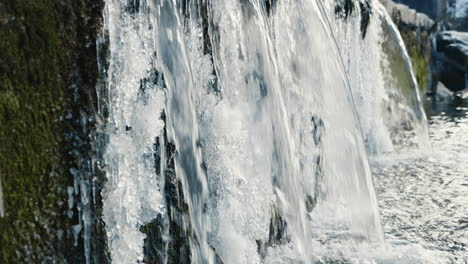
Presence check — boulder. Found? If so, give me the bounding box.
[435,82,454,102]
[433,31,468,92]
[436,31,468,71]
[379,0,434,29]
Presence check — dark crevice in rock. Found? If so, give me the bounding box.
[310,115,323,214]
[200,0,213,56]
[154,136,162,176]
[180,0,211,55]
[140,111,192,264]
[359,0,371,39]
[257,206,290,259]
[335,0,355,19]
[305,195,317,213]
[181,0,220,96]
[125,0,140,15]
[311,116,324,146]
[199,1,221,96]
[334,0,372,39]
[265,0,278,17]
[138,68,167,103]
[314,155,323,200]
[140,215,167,264]
[268,207,290,245]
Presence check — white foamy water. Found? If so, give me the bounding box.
[101,1,166,262]
[98,0,452,263]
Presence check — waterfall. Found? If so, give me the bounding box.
[98,0,432,263]
[332,0,396,154]
[331,0,430,154]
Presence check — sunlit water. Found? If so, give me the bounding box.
[372,98,468,264]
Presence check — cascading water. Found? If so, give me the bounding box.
[99,0,434,263]
[331,0,431,154]
[102,2,166,261]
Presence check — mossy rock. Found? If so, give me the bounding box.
[0,0,107,262]
[399,29,431,93]
[380,17,426,114]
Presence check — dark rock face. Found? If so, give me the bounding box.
[139,107,193,264]
[265,0,278,16]
[433,31,468,92]
[382,0,432,93]
[335,0,373,39]
[382,1,466,94]
[393,0,440,19]
[382,0,434,30]
[0,0,108,262]
[437,31,468,71]
[335,0,355,19]
[393,0,467,31]
[256,206,290,260]
[400,30,431,93]
[359,0,372,39]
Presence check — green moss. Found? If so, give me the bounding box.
[381,31,416,107]
[399,30,430,94]
[388,7,431,94]
[0,2,66,262]
[380,19,430,114]
[0,0,105,262]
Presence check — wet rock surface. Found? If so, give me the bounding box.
[335,0,373,39]
[139,111,192,264]
[380,0,433,93]
[436,31,468,72]
[433,31,468,92]
[380,0,434,29]
[0,0,107,262]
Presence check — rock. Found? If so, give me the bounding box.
[447,0,468,31]
[436,82,454,102]
[0,175,3,218]
[360,0,372,39]
[385,0,445,20]
[378,0,432,93]
[0,0,108,262]
[436,31,468,71]
[335,0,355,19]
[140,111,192,264]
[256,205,290,259]
[455,88,468,99]
[432,31,468,92]
[379,0,434,29]
[334,0,373,39]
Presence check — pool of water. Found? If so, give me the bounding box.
[371,97,468,264]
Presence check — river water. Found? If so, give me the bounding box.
[372,97,468,264]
